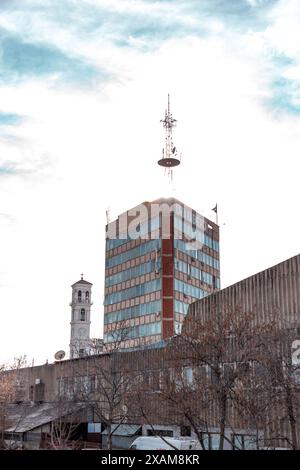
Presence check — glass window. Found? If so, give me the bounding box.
[232,434,257,450]
[104,300,162,324]
[180,426,191,437]
[201,433,220,450]
[174,278,206,300]
[183,366,193,385]
[80,308,86,321]
[210,434,220,450]
[174,240,219,269]
[106,239,161,268]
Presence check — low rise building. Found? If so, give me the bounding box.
[2,253,300,449]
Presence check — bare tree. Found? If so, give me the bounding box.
[65,320,137,450]
[103,319,132,353]
[232,360,274,449]
[0,356,28,449]
[132,302,280,450]
[50,358,96,449]
[128,342,209,448]
[175,304,273,449]
[47,400,84,450]
[158,357,216,450]
[0,365,14,448]
[88,353,136,449]
[251,326,300,449]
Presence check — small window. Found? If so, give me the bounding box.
[232,434,257,450]
[80,308,85,321]
[79,349,85,357]
[183,366,193,386]
[187,263,191,277]
[180,425,191,437]
[192,210,196,228]
[200,433,220,450]
[88,423,101,433]
[85,291,89,302]
[78,290,82,302]
[90,376,96,393]
[147,429,173,437]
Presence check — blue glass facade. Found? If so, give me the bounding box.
[106,216,160,251]
[174,279,207,300]
[104,299,162,325]
[104,278,161,305]
[104,321,161,342]
[105,239,161,268]
[104,198,220,346]
[173,210,220,325]
[104,214,163,346]
[174,239,220,270]
[174,216,219,252]
[105,260,161,287]
[174,300,189,315]
[175,258,220,287]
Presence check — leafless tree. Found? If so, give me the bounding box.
[46,399,85,450]
[89,355,134,449]
[127,342,204,447]
[173,303,275,449]
[0,356,28,449]
[250,326,300,449]
[0,365,14,448]
[64,320,137,450]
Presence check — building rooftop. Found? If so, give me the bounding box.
[4,402,88,434]
[71,277,93,287]
[107,196,218,229]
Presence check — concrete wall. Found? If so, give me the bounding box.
[185,254,300,332]
[4,253,300,448]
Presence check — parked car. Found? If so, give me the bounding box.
[130,436,199,450]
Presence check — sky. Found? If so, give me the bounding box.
[0,0,300,365]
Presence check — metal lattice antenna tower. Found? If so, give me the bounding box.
[157,94,181,182]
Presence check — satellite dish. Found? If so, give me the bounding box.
[54,350,66,361]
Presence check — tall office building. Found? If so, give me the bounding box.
[103,197,220,348]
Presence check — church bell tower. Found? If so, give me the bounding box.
[69,274,92,359]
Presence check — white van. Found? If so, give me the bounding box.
[130,436,198,450]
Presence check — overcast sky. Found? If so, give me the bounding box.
[0,0,299,365]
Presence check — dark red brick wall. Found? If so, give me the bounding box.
[161,214,174,339]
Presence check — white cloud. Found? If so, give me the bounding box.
[246,0,263,6]
[263,0,300,57]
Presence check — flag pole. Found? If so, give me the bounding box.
[212,203,218,226]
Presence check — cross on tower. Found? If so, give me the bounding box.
[81,273,84,280]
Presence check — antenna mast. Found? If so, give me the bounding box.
[106,207,111,224]
[157,94,181,182]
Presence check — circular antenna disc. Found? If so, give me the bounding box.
[157,157,180,168]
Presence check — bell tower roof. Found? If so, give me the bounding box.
[71,274,93,287]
